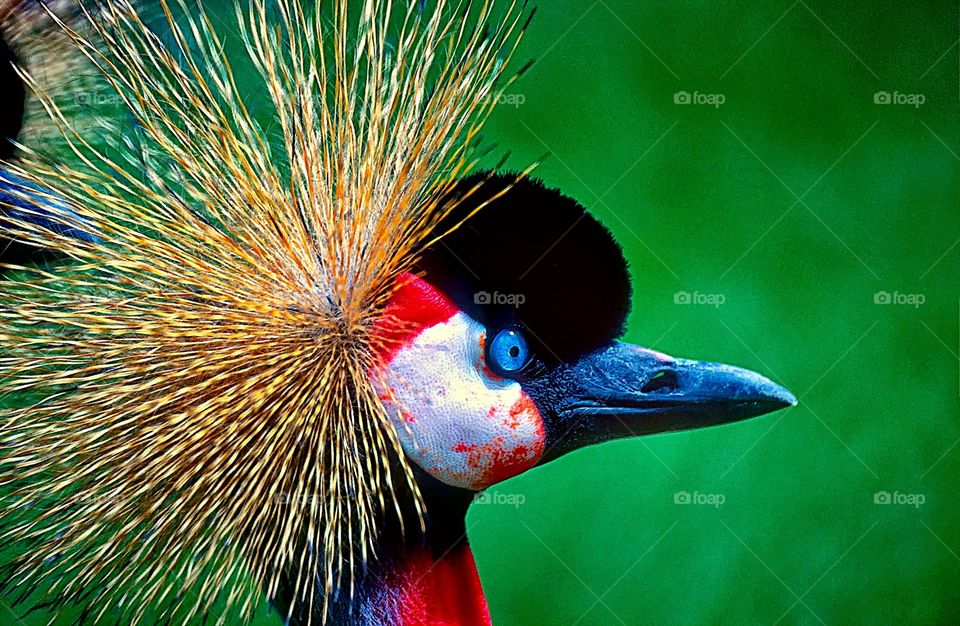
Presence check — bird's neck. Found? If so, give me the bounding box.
[356,541,491,626]
[317,473,490,625]
[319,530,490,626]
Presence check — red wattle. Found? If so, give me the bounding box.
[395,544,492,626]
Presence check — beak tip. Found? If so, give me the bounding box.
[774,386,798,409]
[702,361,797,415]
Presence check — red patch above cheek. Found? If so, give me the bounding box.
[370,273,459,368]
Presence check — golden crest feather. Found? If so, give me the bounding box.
[0,0,528,623]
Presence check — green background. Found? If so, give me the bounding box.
[470,1,960,624]
[5,1,960,624]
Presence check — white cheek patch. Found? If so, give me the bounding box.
[375,312,545,490]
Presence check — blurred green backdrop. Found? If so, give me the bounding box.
[469,1,960,624]
[4,0,959,624]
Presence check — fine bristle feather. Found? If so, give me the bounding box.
[0,0,529,624]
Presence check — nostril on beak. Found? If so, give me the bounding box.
[641,370,679,394]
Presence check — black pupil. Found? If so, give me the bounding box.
[508,345,520,359]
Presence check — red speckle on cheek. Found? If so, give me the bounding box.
[452,441,475,454]
[477,333,505,382]
[506,394,543,437]
[451,393,546,487]
[378,387,397,403]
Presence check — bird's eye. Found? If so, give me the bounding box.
[487,327,531,376]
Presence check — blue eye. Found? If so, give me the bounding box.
[487,328,530,375]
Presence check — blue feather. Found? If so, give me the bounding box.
[0,170,99,243]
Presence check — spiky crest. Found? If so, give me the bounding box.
[0,1,529,623]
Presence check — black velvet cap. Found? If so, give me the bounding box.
[418,172,632,365]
